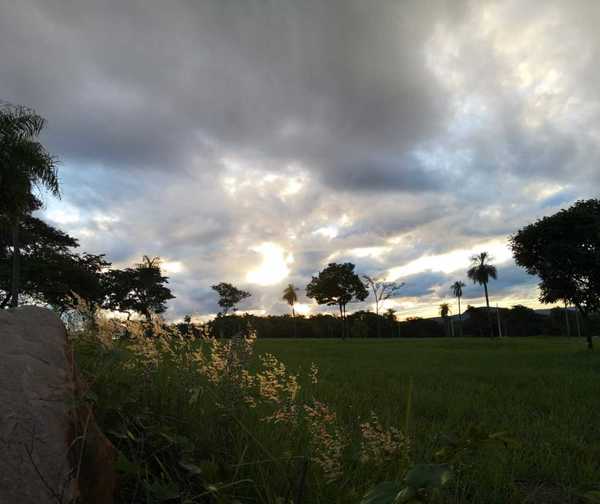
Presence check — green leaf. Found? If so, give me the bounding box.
[405,464,452,490]
[360,481,403,504]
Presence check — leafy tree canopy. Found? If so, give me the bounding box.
[511,199,600,316]
[105,256,174,321]
[0,215,109,311]
[306,262,368,309]
[0,104,59,217]
[211,282,251,315]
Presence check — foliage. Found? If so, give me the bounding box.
[0,103,60,307]
[260,337,600,503]
[466,252,497,307]
[282,283,298,310]
[450,281,464,301]
[0,103,59,216]
[73,321,416,503]
[306,262,368,339]
[0,215,109,310]
[104,256,174,321]
[211,282,251,316]
[511,199,600,348]
[74,328,600,503]
[306,263,368,310]
[467,252,497,337]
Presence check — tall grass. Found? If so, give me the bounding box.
[73,321,414,503]
[73,320,600,503]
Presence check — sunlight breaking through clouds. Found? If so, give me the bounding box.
[386,240,513,281]
[162,261,185,275]
[246,242,293,286]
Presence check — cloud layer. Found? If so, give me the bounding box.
[2,0,599,319]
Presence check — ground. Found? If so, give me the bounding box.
[256,337,600,502]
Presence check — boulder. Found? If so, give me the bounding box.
[0,306,116,504]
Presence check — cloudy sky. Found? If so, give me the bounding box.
[2,0,599,320]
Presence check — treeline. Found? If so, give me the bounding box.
[172,305,593,339]
[3,103,600,348]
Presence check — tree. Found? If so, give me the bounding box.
[362,275,404,337]
[511,199,600,349]
[282,283,299,337]
[467,252,497,337]
[105,256,174,324]
[0,104,59,307]
[211,282,251,316]
[450,280,465,336]
[384,308,397,321]
[0,215,109,312]
[306,262,368,339]
[439,302,452,337]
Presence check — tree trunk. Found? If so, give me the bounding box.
[483,282,493,337]
[292,306,297,338]
[564,301,571,337]
[457,295,462,337]
[579,309,592,350]
[10,220,20,308]
[339,303,345,340]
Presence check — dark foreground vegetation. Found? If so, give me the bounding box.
[74,322,600,503]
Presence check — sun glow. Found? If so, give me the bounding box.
[294,303,311,316]
[386,239,513,281]
[246,243,293,286]
[162,261,185,274]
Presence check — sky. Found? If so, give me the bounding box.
[1,0,599,321]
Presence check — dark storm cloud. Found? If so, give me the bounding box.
[322,157,443,193]
[0,0,458,184]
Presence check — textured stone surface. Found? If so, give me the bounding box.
[0,306,116,504]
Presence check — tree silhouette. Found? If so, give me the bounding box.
[362,275,404,337]
[105,256,174,325]
[511,199,600,349]
[306,262,368,339]
[384,308,397,321]
[467,252,497,337]
[211,282,251,316]
[439,302,452,337]
[0,104,59,307]
[451,280,465,336]
[0,215,109,311]
[282,283,299,337]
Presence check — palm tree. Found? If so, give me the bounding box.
[439,303,452,337]
[451,281,465,336]
[467,252,497,336]
[282,283,299,337]
[0,104,59,307]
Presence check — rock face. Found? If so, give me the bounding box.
[0,306,116,504]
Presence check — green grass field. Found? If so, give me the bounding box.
[255,337,600,502]
[77,334,600,503]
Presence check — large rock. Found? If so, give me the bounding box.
[0,306,116,504]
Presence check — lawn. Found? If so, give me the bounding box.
[255,337,600,502]
[77,333,600,503]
